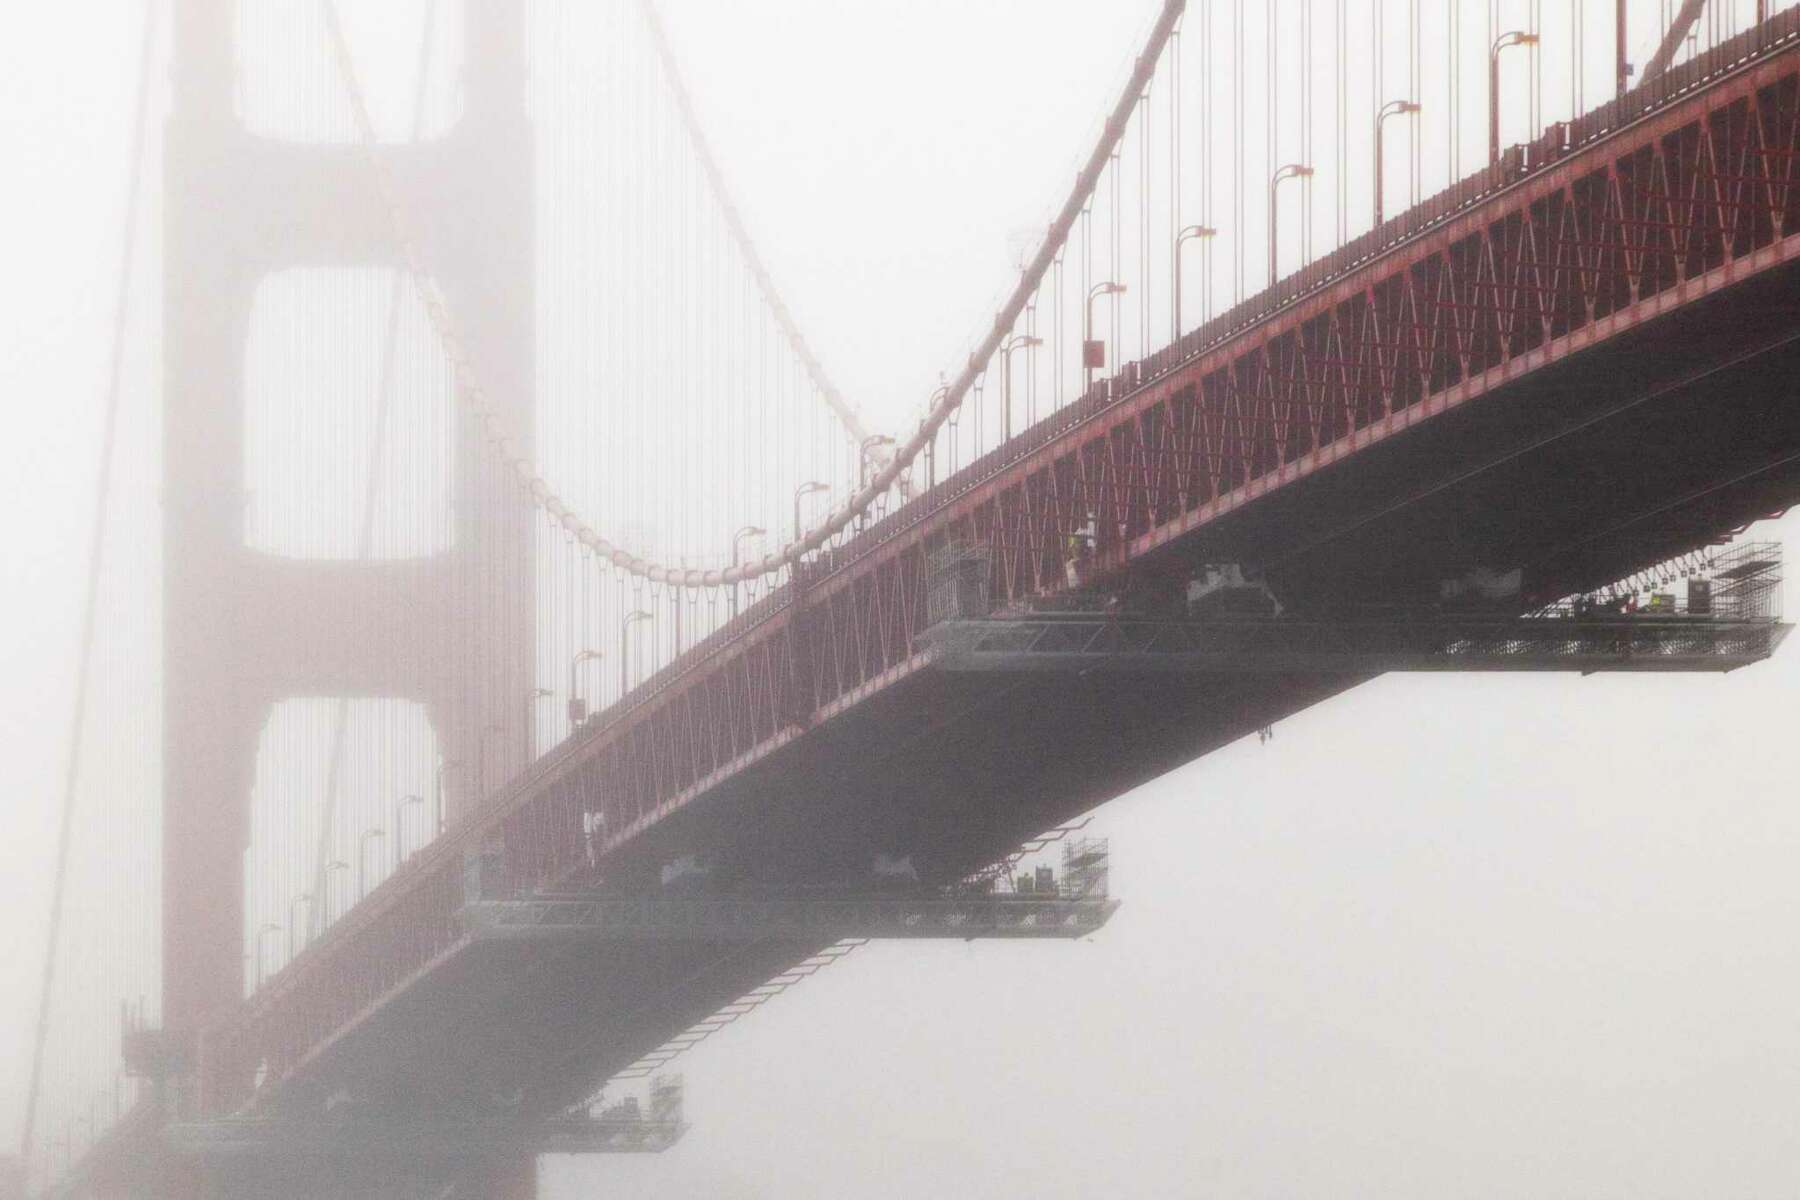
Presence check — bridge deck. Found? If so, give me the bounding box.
[199,14,1800,1120]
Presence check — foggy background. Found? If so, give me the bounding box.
[4,2,1799,1196]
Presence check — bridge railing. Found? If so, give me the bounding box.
[1148,5,1800,392]
[719,4,1800,626]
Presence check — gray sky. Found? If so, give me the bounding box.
[4,2,1800,1197]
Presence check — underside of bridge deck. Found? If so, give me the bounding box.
[626,253,1800,890]
[240,249,1800,1133]
[53,7,1794,1200]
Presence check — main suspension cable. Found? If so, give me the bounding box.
[21,4,155,1170]
[323,0,1186,589]
[633,0,875,451]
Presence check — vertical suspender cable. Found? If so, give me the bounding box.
[1235,0,1244,303]
[1266,0,1275,285]
[1452,0,1461,180]
[1203,0,1214,321]
[1533,0,1542,142]
[21,5,155,1170]
[1172,23,1181,342]
[1303,0,1313,264]
[1376,0,1384,230]
[1337,0,1346,247]
[1411,0,1421,205]
[1142,77,1151,359]
[306,0,441,940]
[1576,0,1585,117]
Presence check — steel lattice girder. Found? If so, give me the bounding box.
[198,24,1800,1117]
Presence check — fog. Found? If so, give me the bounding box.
[4,2,1800,1197]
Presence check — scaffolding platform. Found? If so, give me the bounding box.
[919,612,1789,674]
[923,539,1788,674]
[163,1105,685,1161]
[460,892,1120,942]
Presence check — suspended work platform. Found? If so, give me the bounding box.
[924,541,1788,676]
[36,1079,683,1200]
[163,1095,686,1161]
[921,612,1789,674]
[461,892,1119,942]
[591,836,1119,1083]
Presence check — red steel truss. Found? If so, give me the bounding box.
[200,20,1800,1113]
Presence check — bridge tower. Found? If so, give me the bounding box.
[163,0,534,1190]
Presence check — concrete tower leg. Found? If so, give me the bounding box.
[164,0,533,1116]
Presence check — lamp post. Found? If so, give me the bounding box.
[395,794,425,868]
[476,721,504,800]
[857,438,895,533]
[1490,31,1539,166]
[357,828,386,903]
[1083,282,1127,389]
[621,610,652,695]
[434,758,461,837]
[859,436,895,490]
[287,893,311,960]
[730,526,765,617]
[999,335,1042,440]
[793,481,828,549]
[1269,164,1314,285]
[567,649,603,727]
[523,687,553,764]
[326,860,349,923]
[1174,225,1216,334]
[1616,0,1630,98]
[925,385,948,488]
[1374,101,1420,226]
[254,923,282,991]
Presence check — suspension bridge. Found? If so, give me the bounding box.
[14,0,1800,1195]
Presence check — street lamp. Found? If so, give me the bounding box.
[1174,225,1216,334]
[567,649,603,726]
[434,758,461,837]
[287,893,311,960]
[730,526,765,617]
[326,860,349,923]
[1269,164,1314,285]
[621,610,653,695]
[859,435,895,490]
[357,828,386,902]
[395,794,425,868]
[476,721,504,800]
[1490,31,1539,166]
[925,384,948,488]
[523,687,553,764]
[1083,282,1127,389]
[999,335,1041,440]
[254,923,283,990]
[1374,101,1420,226]
[732,525,766,567]
[793,481,828,546]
